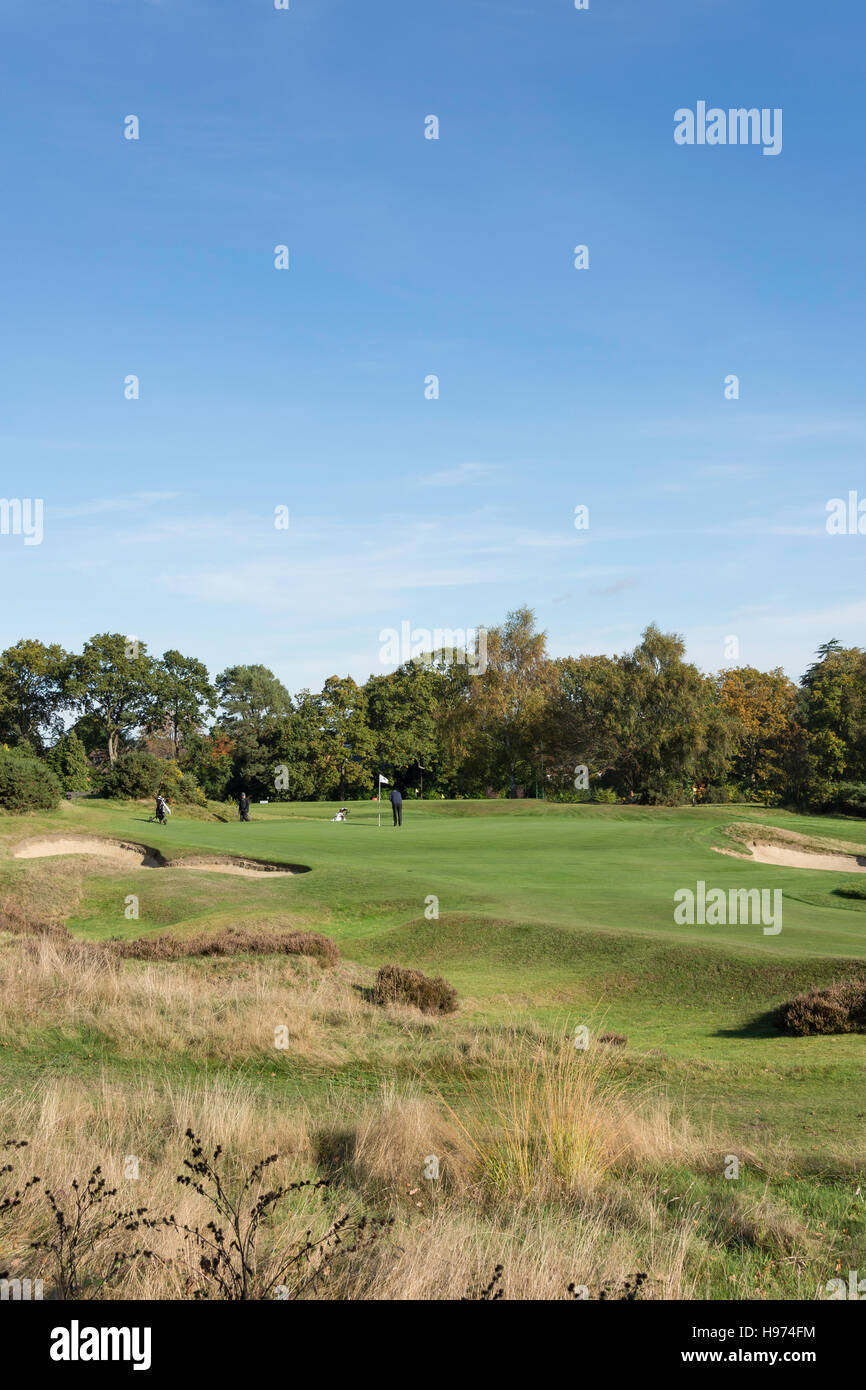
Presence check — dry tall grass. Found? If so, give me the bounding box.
[0,933,820,1300]
[0,1072,705,1300]
[0,931,429,1066]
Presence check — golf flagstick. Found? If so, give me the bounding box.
[378,773,388,827]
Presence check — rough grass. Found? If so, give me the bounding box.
[0,1046,829,1301]
[1,800,865,1298]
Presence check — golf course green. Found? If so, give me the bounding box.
[2,796,864,1299]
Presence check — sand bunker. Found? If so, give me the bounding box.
[717,838,866,874]
[12,836,301,878]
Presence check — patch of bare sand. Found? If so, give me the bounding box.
[12,837,297,878]
[716,839,866,874]
[171,857,297,878]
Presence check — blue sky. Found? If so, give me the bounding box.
[2,0,864,693]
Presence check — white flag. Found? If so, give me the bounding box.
[378,774,389,784]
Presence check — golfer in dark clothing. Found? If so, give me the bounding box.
[390,787,403,827]
[239,793,250,822]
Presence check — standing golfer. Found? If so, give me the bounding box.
[390,785,403,827]
[239,792,250,822]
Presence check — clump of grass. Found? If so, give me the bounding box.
[339,1085,468,1197]
[442,1027,631,1199]
[0,904,65,937]
[114,928,339,968]
[439,1024,704,1201]
[598,1032,627,1047]
[373,963,458,1014]
[773,980,866,1036]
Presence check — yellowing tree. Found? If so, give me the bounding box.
[717,666,800,802]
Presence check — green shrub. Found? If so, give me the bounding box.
[155,761,207,806]
[700,785,731,805]
[735,788,779,807]
[373,963,458,1014]
[824,783,866,817]
[98,753,206,805]
[100,750,163,799]
[773,980,866,1035]
[175,772,207,806]
[0,748,62,813]
[45,730,91,794]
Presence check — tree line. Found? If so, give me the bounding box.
[0,610,864,811]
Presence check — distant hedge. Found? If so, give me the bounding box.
[0,748,62,813]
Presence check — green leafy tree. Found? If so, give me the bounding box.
[184,729,235,801]
[461,608,553,792]
[268,692,323,800]
[0,747,61,812]
[215,665,293,733]
[153,650,215,759]
[66,635,159,765]
[716,666,800,803]
[0,639,70,750]
[547,652,627,793]
[365,662,440,793]
[551,626,732,803]
[215,664,293,798]
[46,729,91,793]
[794,642,866,803]
[612,625,733,802]
[314,676,373,800]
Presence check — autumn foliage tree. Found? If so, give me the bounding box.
[717,666,800,803]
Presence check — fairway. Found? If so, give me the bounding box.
[2,795,865,1302]
[12,794,866,963]
[3,795,866,1067]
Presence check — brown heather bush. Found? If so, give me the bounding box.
[0,889,338,968]
[373,963,458,1015]
[115,928,338,968]
[0,903,64,938]
[773,979,866,1036]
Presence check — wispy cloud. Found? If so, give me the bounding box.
[52,491,182,520]
[593,576,638,597]
[416,462,500,488]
